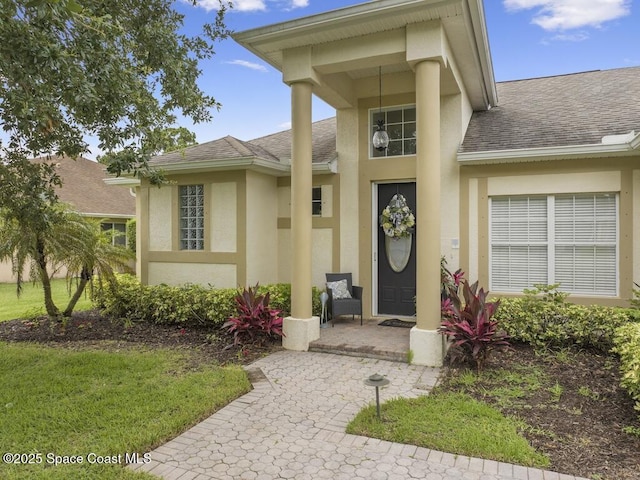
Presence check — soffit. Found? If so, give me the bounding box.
[234,0,496,110]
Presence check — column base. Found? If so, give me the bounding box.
[282,316,320,351]
[409,326,446,367]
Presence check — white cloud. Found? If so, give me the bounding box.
[225,60,268,72]
[194,0,308,13]
[503,0,631,31]
[550,31,590,41]
[195,0,266,12]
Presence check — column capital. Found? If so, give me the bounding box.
[283,46,321,86]
[406,21,449,71]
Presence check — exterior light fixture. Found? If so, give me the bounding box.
[319,291,329,329]
[364,373,390,419]
[372,66,389,151]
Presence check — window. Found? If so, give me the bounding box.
[312,187,322,216]
[101,222,127,247]
[371,105,416,158]
[179,184,205,251]
[490,193,618,296]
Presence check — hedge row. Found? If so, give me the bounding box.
[495,297,635,352]
[613,323,640,417]
[92,274,323,328]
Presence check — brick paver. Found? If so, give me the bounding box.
[129,351,589,480]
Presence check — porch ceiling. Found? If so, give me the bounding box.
[233,0,497,110]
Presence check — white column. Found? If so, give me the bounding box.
[283,81,319,351]
[411,59,445,366]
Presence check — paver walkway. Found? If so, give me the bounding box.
[129,351,588,480]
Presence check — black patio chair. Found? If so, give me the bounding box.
[325,273,363,326]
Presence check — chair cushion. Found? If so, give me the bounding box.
[326,279,352,299]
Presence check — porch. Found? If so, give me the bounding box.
[309,318,412,363]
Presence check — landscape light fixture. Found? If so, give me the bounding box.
[372,66,389,151]
[364,373,390,419]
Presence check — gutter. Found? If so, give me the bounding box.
[458,131,640,165]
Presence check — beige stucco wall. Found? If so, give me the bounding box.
[460,159,638,306]
[246,171,278,285]
[277,228,333,288]
[141,171,247,288]
[148,262,236,287]
[276,174,340,288]
[211,182,237,253]
[148,186,172,251]
[336,107,360,280]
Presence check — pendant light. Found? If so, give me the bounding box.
[372,66,389,151]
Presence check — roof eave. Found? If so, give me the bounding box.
[108,156,338,178]
[104,177,141,187]
[80,212,135,219]
[457,135,640,165]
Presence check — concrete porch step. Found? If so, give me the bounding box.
[308,319,411,363]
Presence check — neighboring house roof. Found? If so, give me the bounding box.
[460,67,640,154]
[148,117,337,175]
[32,155,135,218]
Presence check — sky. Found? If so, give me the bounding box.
[103,0,640,157]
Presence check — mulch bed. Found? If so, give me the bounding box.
[1,311,639,479]
[0,309,282,366]
[439,343,640,480]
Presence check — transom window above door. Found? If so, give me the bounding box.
[370,105,416,158]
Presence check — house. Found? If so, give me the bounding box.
[126,0,640,366]
[0,155,136,282]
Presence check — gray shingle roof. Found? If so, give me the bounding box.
[149,135,281,166]
[460,66,640,153]
[149,117,337,167]
[250,117,337,164]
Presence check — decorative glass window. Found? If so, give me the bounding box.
[101,222,127,247]
[179,185,205,251]
[312,187,322,216]
[371,105,416,158]
[490,193,618,296]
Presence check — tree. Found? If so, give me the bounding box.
[0,200,134,318]
[0,0,228,316]
[1,0,229,184]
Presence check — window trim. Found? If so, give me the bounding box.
[368,104,417,159]
[312,186,322,217]
[489,193,619,296]
[101,221,127,247]
[179,184,205,251]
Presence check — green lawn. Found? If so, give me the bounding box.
[0,342,251,480]
[347,392,549,468]
[0,279,93,322]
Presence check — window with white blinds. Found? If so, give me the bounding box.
[490,193,618,296]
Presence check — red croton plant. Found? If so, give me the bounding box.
[440,277,511,372]
[223,284,284,346]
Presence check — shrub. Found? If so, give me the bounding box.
[440,280,511,371]
[613,323,640,421]
[223,284,284,345]
[93,274,322,328]
[441,256,464,302]
[495,284,634,351]
[126,218,136,253]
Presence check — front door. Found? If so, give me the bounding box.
[377,182,417,316]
